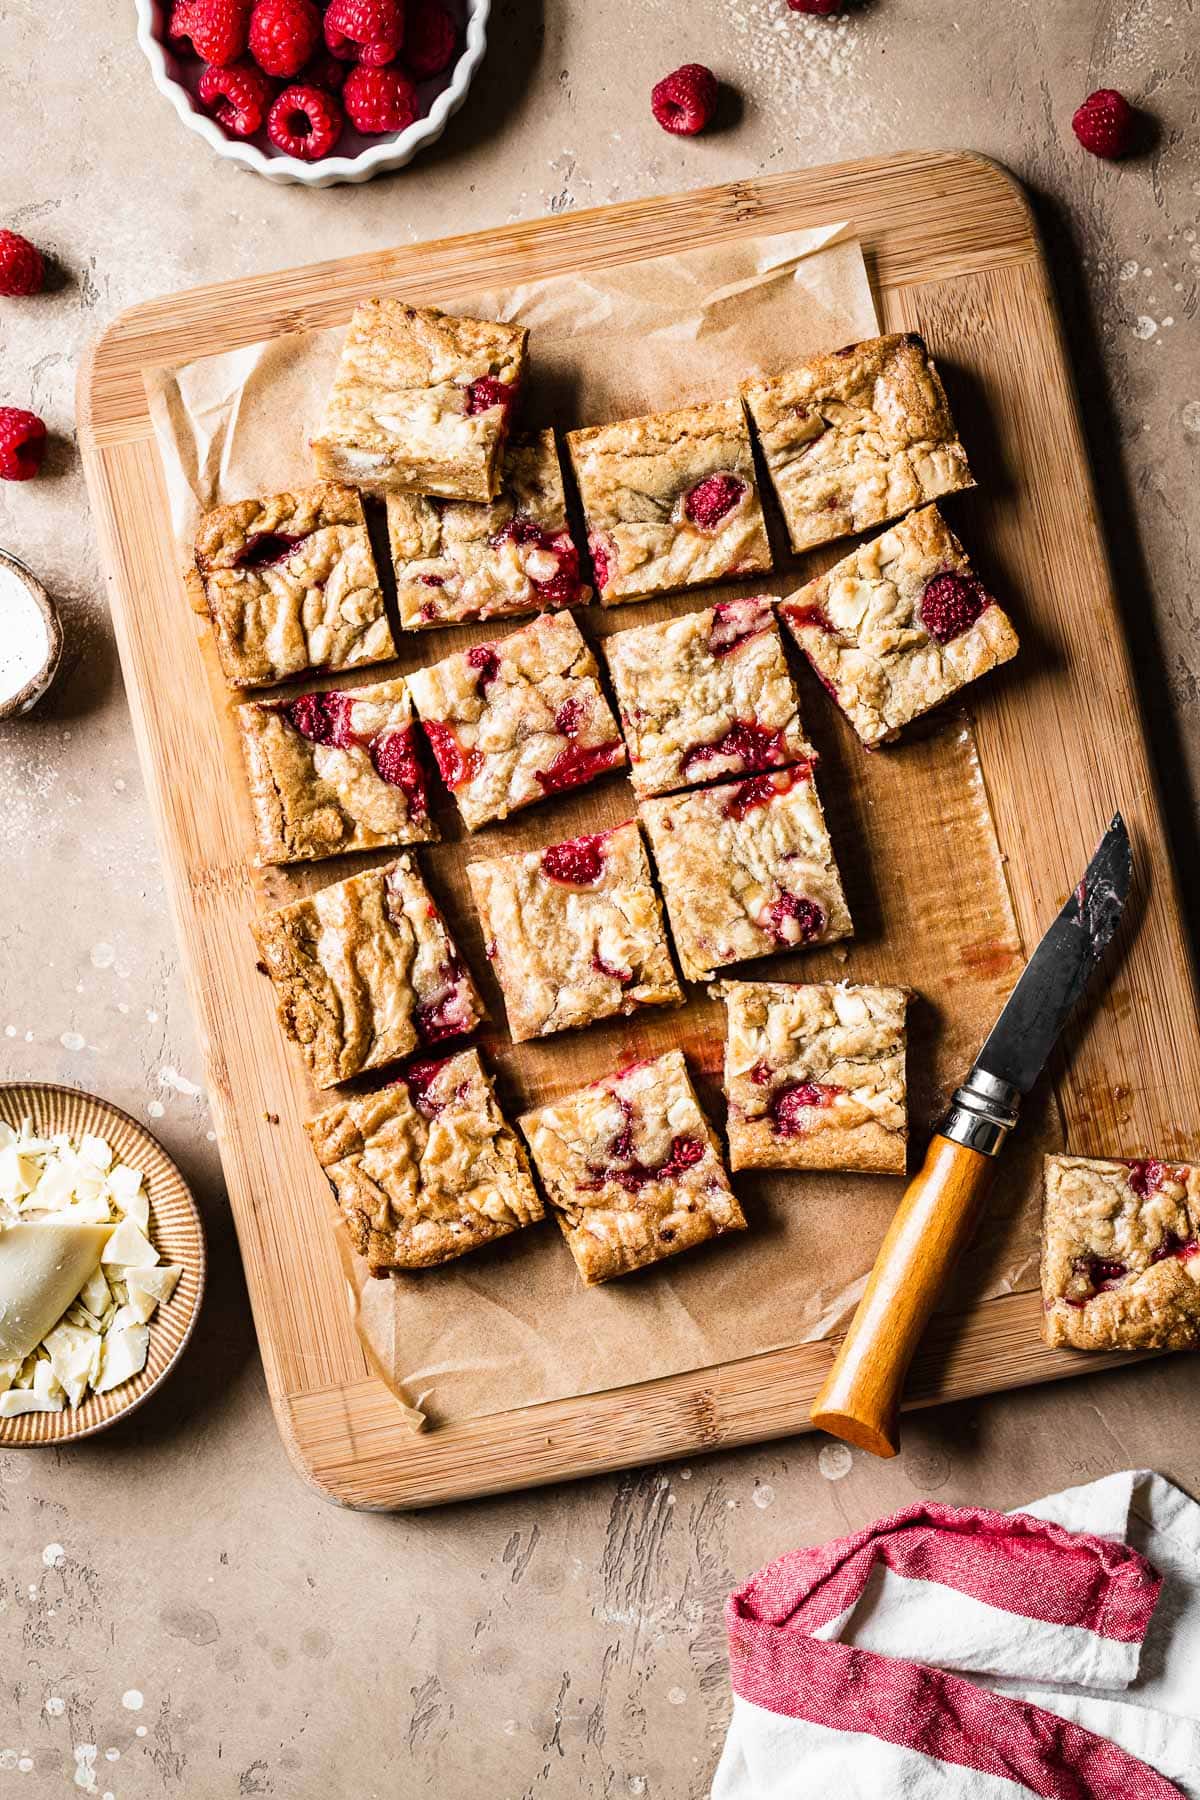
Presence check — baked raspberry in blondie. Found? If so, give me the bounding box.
[741,333,973,553]
[779,505,1019,747]
[387,430,590,629]
[714,979,909,1173]
[252,854,483,1088]
[192,482,395,689]
[1041,1154,1200,1351]
[406,611,627,831]
[518,1049,746,1284]
[312,300,528,502]
[603,594,814,797]
[566,398,772,605]
[237,676,437,865]
[639,766,852,984]
[466,821,682,1043]
[307,1048,544,1275]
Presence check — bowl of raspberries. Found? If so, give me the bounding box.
[136,0,488,184]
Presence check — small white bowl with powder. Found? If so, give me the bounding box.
[0,551,62,721]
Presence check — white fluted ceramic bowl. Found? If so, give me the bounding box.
[135,0,489,186]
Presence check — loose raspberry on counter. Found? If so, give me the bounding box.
[198,59,275,136]
[651,63,719,136]
[0,408,47,481]
[1072,88,1138,159]
[267,83,344,158]
[0,231,45,298]
[404,0,457,78]
[787,0,843,13]
[249,0,320,76]
[324,0,404,66]
[169,0,249,66]
[343,64,418,133]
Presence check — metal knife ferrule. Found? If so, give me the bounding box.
[940,1067,1021,1158]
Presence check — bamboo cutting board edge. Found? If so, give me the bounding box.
[77,150,1200,1510]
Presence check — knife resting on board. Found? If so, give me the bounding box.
[809,813,1133,1459]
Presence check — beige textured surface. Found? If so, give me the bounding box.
[2,0,1199,1793]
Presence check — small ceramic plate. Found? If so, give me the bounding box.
[134,0,490,187]
[0,1084,206,1446]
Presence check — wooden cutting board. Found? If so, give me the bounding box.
[77,152,1200,1509]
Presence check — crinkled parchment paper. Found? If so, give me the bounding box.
[147,224,1059,1429]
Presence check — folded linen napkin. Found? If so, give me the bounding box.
[714,1470,1200,1798]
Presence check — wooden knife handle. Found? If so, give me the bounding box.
[809,1135,995,1458]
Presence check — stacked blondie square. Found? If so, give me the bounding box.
[199,296,1165,1335]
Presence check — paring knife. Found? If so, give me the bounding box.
[809,812,1133,1459]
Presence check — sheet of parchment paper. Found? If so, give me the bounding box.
[146,224,1060,1429]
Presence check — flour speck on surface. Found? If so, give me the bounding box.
[59,1030,85,1053]
[90,943,115,971]
[667,1686,688,1706]
[45,1696,65,1716]
[818,1442,853,1481]
[72,1744,98,1793]
[159,1065,203,1098]
[752,1482,775,1509]
[120,1689,144,1711]
[1133,316,1158,339]
[42,1542,65,1567]
[147,1100,165,1119]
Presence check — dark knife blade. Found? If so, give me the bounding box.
[973,813,1132,1096]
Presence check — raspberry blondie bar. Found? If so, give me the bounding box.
[252,855,483,1088]
[466,822,682,1043]
[387,430,589,629]
[604,595,814,797]
[237,677,436,865]
[407,612,626,831]
[640,766,852,984]
[307,1049,543,1275]
[1041,1155,1200,1351]
[312,301,528,503]
[192,483,395,689]
[780,506,1019,746]
[519,1050,746,1284]
[714,980,909,1173]
[566,399,772,606]
[741,333,973,553]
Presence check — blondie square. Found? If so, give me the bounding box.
[192,483,395,689]
[466,822,682,1044]
[307,1049,544,1274]
[640,766,852,984]
[237,677,437,865]
[518,1050,746,1284]
[387,430,590,630]
[312,300,528,502]
[603,594,814,797]
[741,333,973,553]
[407,611,626,831]
[252,855,483,1088]
[714,980,909,1173]
[779,506,1019,747]
[566,399,772,606]
[1041,1155,1200,1351]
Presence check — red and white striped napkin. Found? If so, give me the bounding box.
[715,1471,1200,1799]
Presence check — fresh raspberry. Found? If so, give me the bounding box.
[1073,1254,1128,1295]
[1072,89,1137,159]
[267,83,344,158]
[553,696,583,736]
[651,63,719,136]
[763,892,826,948]
[401,1055,454,1117]
[1126,1159,1165,1199]
[918,570,991,643]
[370,725,430,815]
[231,529,304,568]
[279,689,356,747]
[170,0,249,66]
[324,0,404,66]
[709,596,770,657]
[787,0,843,13]
[0,407,47,481]
[198,59,274,136]
[588,534,612,592]
[541,832,610,887]
[464,376,514,417]
[249,0,320,76]
[300,48,348,91]
[684,473,745,528]
[343,64,418,133]
[722,767,800,820]
[0,231,45,298]
[421,719,479,790]
[404,0,456,78]
[681,719,793,780]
